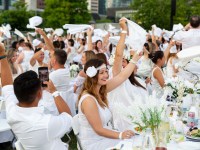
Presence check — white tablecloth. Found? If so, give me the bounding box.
[106,135,200,150]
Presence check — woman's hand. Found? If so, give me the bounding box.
[122,130,135,139]
[119,17,128,31]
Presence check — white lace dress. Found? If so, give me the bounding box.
[21,50,34,72]
[166,57,178,78]
[78,94,121,150]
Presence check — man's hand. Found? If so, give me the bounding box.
[119,17,127,31]
[87,28,93,37]
[43,80,57,94]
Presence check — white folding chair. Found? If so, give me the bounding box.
[72,114,84,150]
[15,140,25,150]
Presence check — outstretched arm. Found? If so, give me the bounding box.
[0,43,13,86]
[112,18,127,77]
[87,28,93,51]
[35,28,54,53]
[107,51,142,92]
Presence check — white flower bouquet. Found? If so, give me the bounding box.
[70,64,79,78]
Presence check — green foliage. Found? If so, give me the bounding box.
[131,0,200,30]
[0,0,34,31]
[42,0,91,28]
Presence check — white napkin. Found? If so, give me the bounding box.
[63,24,92,34]
[14,29,25,38]
[27,16,43,29]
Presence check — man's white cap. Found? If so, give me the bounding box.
[170,46,177,53]
[54,28,64,36]
[173,23,184,32]
[27,16,43,29]
[32,39,41,47]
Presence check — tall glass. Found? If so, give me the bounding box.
[155,131,168,150]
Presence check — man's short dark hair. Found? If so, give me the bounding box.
[54,49,67,65]
[11,41,18,49]
[14,71,41,104]
[68,39,74,47]
[190,15,200,28]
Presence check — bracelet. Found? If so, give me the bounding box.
[0,55,7,60]
[119,132,123,139]
[121,30,127,34]
[129,59,137,65]
[52,91,60,98]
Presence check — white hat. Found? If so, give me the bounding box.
[125,18,147,53]
[27,16,43,29]
[170,46,177,53]
[32,39,41,47]
[14,29,25,38]
[54,28,64,36]
[173,23,184,32]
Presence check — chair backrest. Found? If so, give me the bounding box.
[0,99,6,112]
[72,114,84,150]
[15,140,25,150]
[72,114,80,135]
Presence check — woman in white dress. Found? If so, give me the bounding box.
[16,42,34,72]
[66,39,77,64]
[7,49,23,79]
[107,21,148,131]
[149,41,172,98]
[166,45,178,78]
[78,55,141,149]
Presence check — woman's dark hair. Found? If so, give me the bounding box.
[14,71,41,104]
[129,72,146,90]
[109,44,113,54]
[144,43,150,52]
[60,41,65,49]
[34,48,42,53]
[95,40,102,52]
[53,41,61,48]
[11,41,18,49]
[68,39,75,47]
[148,51,164,64]
[81,39,86,46]
[25,42,33,50]
[96,53,107,64]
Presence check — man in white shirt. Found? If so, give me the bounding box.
[173,15,200,49]
[49,49,76,116]
[0,43,72,150]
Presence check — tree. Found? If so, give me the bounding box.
[0,0,34,31]
[131,0,200,30]
[42,0,91,28]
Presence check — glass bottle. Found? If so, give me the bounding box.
[142,128,155,150]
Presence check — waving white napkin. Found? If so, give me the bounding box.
[14,29,25,38]
[152,24,163,37]
[53,28,64,36]
[63,24,92,34]
[173,23,184,32]
[44,28,53,32]
[94,29,108,37]
[1,24,11,38]
[125,18,147,53]
[27,16,43,29]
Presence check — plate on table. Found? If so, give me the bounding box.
[133,126,143,135]
[185,128,200,142]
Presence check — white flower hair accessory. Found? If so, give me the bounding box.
[86,64,106,78]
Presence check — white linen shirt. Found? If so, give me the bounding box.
[173,29,200,49]
[2,85,72,150]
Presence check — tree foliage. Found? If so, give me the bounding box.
[42,0,91,28]
[131,0,200,30]
[0,0,34,31]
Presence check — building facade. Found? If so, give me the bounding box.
[87,0,99,14]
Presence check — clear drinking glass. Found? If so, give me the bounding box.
[142,128,155,150]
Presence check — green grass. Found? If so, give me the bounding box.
[0,131,78,150]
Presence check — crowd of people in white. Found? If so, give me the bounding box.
[0,15,200,150]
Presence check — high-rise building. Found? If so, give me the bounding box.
[0,0,17,10]
[112,0,132,7]
[106,0,113,8]
[25,0,44,11]
[98,0,106,15]
[87,0,99,14]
